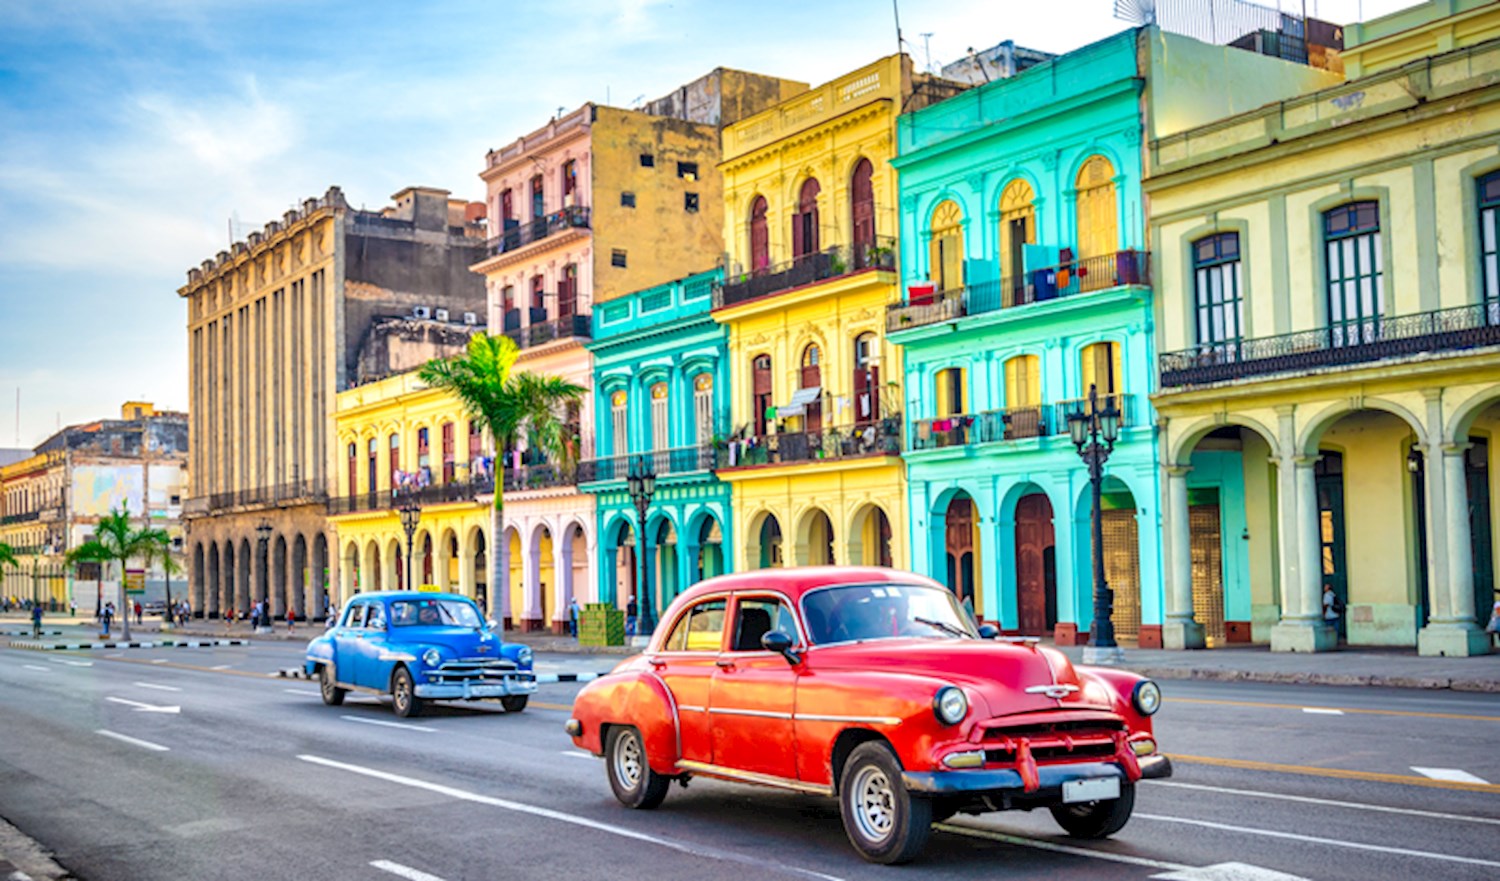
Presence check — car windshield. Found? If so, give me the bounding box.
[389,598,483,628]
[802,584,977,644]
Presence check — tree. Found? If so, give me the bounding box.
[67,505,164,641]
[0,541,16,572]
[138,529,179,626]
[418,333,584,626]
[64,541,111,619]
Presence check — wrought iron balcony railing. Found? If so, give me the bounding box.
[502,313,592,350]
[887,250,1151,333]
[203,480,328,513]
[1054,394,1138,432]
[910,405,1052,451]
[1158,303,1500,388]
[326,476,497,516]
[501,463,576,492]
[485,206,591,258]
[715,236,897,310]
[578,445,721,484]
[1,511,40,525]
[718,419,903,469]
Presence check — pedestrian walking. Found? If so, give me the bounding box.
[101,602,114,638]
[286,607,296,633]
[626,598,638,637]
[1486,598,1500,649]
[134,600,143,625]
[1322,583,1342,638]
[224,607,234,635]
[31,602,43,637]
[68,599,76,618]
[568,598,581,638]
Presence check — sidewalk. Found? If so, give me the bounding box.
[4,613,1496,691]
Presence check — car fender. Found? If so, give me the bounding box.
[304,636,335,676]
[571,665,678,772]
[1076,666,1155,733]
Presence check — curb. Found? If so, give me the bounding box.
[0,816,71,881]
[8,639,248,651]
[277,667,610,684]
[0,631,64,637]
[1133,665,1500,693]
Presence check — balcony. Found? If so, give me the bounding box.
[485,206,591,258]
[1159,303,1500,388]
[1,511,40,525]
[501,463,575,492]
[203,481,328,513]
[910,405,1052,451]
[327,476,496,516]
[1054,394,1139,431]
[715,237,897,310]
[887,250,1151,333]
[502,313,592,350]
[719,419,902,469]
[578,445,721,484]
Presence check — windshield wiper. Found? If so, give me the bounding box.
[913,616,970,639]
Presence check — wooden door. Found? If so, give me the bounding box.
[749,197,769,273]
[1015,494,1055,636]
[851,159,875,263]
[1189,501,1226,644]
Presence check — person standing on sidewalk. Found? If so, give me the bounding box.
[101,602,114,638]
[568,598,580,638]
[31,602,43,637]
[134,600,142,625]
[68,599,76,618]
[286,607,296,633]
[1486,598,1500,648]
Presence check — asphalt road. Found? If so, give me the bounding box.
[1,639,1497,881]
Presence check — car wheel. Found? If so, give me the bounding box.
[1050,782,1135,839]
[605,726,669,810]
[838,741,932,865]
[391,667,424,718]
[318,665,345,706]
[500,695,529,713]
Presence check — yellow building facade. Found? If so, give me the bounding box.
[1148,2,1500,656]
[330,372,495,612]
[713,56,962,572]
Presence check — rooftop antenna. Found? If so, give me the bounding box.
[892,0,904,56]
[920,32,934,73]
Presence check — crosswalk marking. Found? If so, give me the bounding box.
[1411,766,1490,785]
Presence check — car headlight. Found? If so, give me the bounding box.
[517,646,533,667]
[422,648,442,668]
[933,685,968,725]
[1132,679,1162,716]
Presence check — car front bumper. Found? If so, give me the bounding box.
[903,755,1172,799]
[413,675,538,700]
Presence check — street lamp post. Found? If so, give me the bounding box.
[399,498,422,593]
[1067,383,1124,666]
[255,519,272,632]
[626,455,658,644]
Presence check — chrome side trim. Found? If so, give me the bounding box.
[677,704,707,713]
[794,712,902,726]
[675,760,833,796]
[712,706,793,720]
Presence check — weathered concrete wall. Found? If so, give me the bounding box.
[353,317,479,384]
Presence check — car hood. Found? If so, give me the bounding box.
[807,639,1112,717]
[393,627,502,659]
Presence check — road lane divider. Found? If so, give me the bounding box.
[1169,753,1500,794]
[298,754,847,881]
[106,696,180,714]
[339,715,436,733]
[1150,780,1500,826]
[1411,767,1490,785]
[1135,812,1500,870]
[1300,707,1343,715]
[1169,696,1500,723]
[278,666,610,683]
[7,639,247,651]
[21,665,50,672]
[96,729,169,752]
[134,682,182,692]
[371,861,448,881]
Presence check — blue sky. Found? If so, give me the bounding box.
[0,0,1410,448]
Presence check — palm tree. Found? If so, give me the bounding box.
[418,332,584,626]
[138,529,178,627]
[0,542,16,609]
[64,541,111,620]
[69,505,161,641]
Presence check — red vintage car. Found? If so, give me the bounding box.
[566,567,1170,864]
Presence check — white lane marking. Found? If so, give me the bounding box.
[559,750,593,760]
[1301,707,1344,715]
[22,665,50,672]
[1411,767,1490,785]
[47,657,93,667]
[107,653,124,658]
[1135,813,1500,870]
[371,860,448,881]
[96,729,169,752]
[134,682,183,692]
[939,821,1184,870]
[1152,780,1500,826]
[284,688,320,697]
[339,715,436,733]
[210,665,231,670]
[299,754,847,881]
[1152,863,1310,881]
[106,696,181,714]
[150,658,168,664]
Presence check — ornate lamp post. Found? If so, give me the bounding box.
[626,455,658,643]
[255,519,273,631]
[1067,384,1124,666]
[399,498,422,592]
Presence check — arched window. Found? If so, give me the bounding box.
[693,374,715,445]
[388,434,400,486]
[650,382,670,452]
[749,196,770,273]
[850,159,876,265]
[752,354,773,436]
[1324,201,1383,347]
[1080,342,1122,401]
[1000,179,1036,305]
[441,421,456,483]
[610,390,629,457]
[794,178,821,259]
[928,200,965,292]
[853,332,879,424]
[346,442,358,495]
[367,438,378,494]
[800,344,823,433]
[1004,355,1040,408]
[1075,156,1118,260]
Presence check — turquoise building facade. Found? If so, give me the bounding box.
[579,269,732,612]
[887,29,1335,647]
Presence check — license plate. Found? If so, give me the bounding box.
[1062,776,1120,803]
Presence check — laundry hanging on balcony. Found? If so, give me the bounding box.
[777,386,822,418]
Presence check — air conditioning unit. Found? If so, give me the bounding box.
[463,312,478,325]
[412,306,432,319]
[435,308,450,322]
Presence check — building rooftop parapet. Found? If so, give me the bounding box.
[590,268,723,344]
[485,105,594,172]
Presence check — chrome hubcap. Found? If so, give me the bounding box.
[395,676,408,707]
[851,765,895,842]
[614,731,643,790]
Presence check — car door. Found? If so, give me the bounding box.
[709,594,800,779]
[355,601,391,687]
[331,602,367,686]
[650,596,726,764]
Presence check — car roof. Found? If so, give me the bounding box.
[672,566,946,605]
[347,591,474,603]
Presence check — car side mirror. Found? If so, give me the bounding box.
[977,624,1000,639]
[761,629,801,665]
[487,619,500,632]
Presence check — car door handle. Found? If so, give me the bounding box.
[715,658,735,668]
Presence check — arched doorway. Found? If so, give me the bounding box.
[653,519,679,605]
[694,514,724,582]
[798,508,834,566]
[272,535,288,617]
[608,519,637,609]
[944,494,977,607]
[237,539,251,614]
[420,532,434,587]
[1014,491,1056,637]
[291,534,308,618]
[849,503,893,568]
[191,543,206,617]
[444,530,461,592]
[506,528,524,625]
[206,542,220,618]
[750,512,782,570]
[1088,478,1141,643]
[311,533,329,619]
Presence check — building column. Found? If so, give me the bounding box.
[340,545,356,605]
[523,526,543,631]
[553,532,573,635]
[238,542,253,614]
[1271,456,1335,652]
[459,532,476,600]
[1418,442,1490,656]
[273,542,288,618]
[291,539,307,619]
[1162,466,1204,649]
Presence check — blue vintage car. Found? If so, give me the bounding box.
[304,591,536,717]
